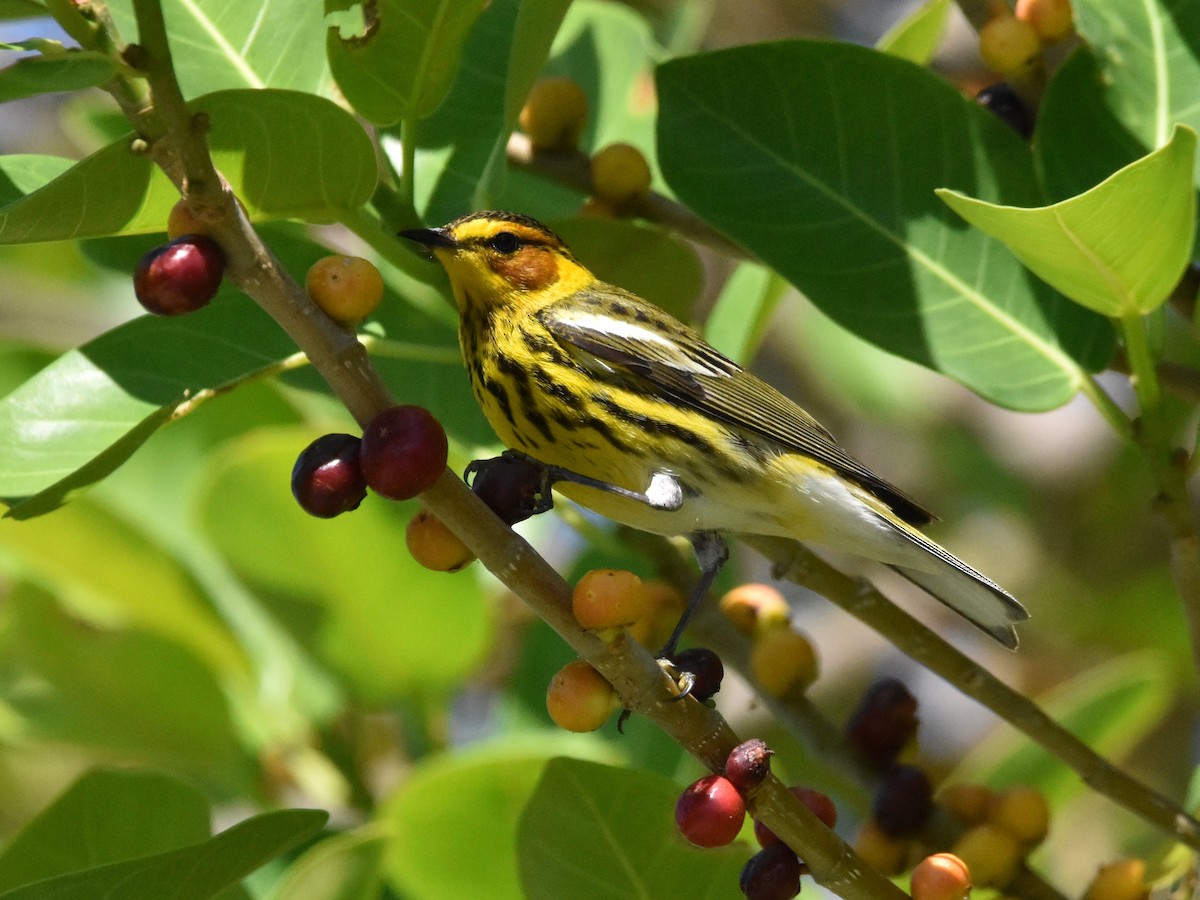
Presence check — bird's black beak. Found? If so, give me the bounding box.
[399,226,457,250]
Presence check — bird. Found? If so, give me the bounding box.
[401,210,1029,653]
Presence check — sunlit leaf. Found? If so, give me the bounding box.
[939,126,1197,316]
[326,0,487,125]
[107,0,332,97]
[0,90,375,244]
[876,0,951,65]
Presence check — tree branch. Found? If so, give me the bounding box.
[744,535,1200,851]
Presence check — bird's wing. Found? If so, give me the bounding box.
[539,288,932,526]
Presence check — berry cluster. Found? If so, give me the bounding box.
[719,584,819,698]
[978,0,1073,78]
[519,76,653,216]
[675,738,838,900]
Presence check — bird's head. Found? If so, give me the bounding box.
[401,211,594,312]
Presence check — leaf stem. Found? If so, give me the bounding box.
[1121,313,1162,421]
[1078,373,1133,440]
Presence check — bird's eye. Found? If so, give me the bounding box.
[489,231,521,254]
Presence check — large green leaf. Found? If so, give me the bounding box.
[0,583,247,779]
[107,0,332,97]
[195,428,491,701]
[0,295,297,516]
[0,807,326,900]
[326,0,488,125]
[657,41,1112,411]
[1038,0,1200,202]
[0,89,376,244]
[381,741,620,900]
[0,155,73,207]
[0,769,212,892]
[940,126,1197,316]
[518,758,746,900]
[0,48,114,102]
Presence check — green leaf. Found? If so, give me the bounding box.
[0,155,72,206]
[326,0,488,125]
[0,89,376,244]
[501,0,573,131]
[518,759,746,900]
[0,501,248,677]
[876,0,951,65]
[412,0,523,221]
[411,0,568,219]
[949,652,1174,806]
[0,297,297,515]
[381,741,620,900]
[194,428,491,700]
[265,828,387,900]
[939,126,1197,316]
[0,808,326,900]
[0,769,211,892]
[0,583,247,779]
[0,50,113,102]
[107,0,332,97]
[1038,0,1200,202]
[657,41,1112,411]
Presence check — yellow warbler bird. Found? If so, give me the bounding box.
[402,211,1029,651]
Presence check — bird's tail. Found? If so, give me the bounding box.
[884,522,1029,649]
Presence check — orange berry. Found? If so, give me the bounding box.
[167,199,212,239]
[590,143,652,209]
[306,255,384,325]
[911,853,973,900]
[572,569,649,634]
[978,15,1041,76]
[579,197,618,218]
[519,76,588,151]
[545,660,619,732]
[749,626,818,697]
[940,783,994,826]
[853,819,907,876]
[1083,859,1148,900]
[1015,0,1073,42]
[987,786,1049,846]
[626,579,685,648]
[405,509,474,572]
[951,823,1021,889]
[718,583,790,636]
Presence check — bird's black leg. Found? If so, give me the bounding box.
[659,531,729,661]
[465,449,685,513]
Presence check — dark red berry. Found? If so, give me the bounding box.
[754,787,837,848]
[873,764,934,838]
[133,234,225,316]
[724,739,773,795]
[845,677,919,767]
[470,455,547,524]
[291,433,367,518]
[675,774,746,848]
[976,83,1034,140]
[672,647,724,702]
[740,844,802,900]
[360,405,447,500]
